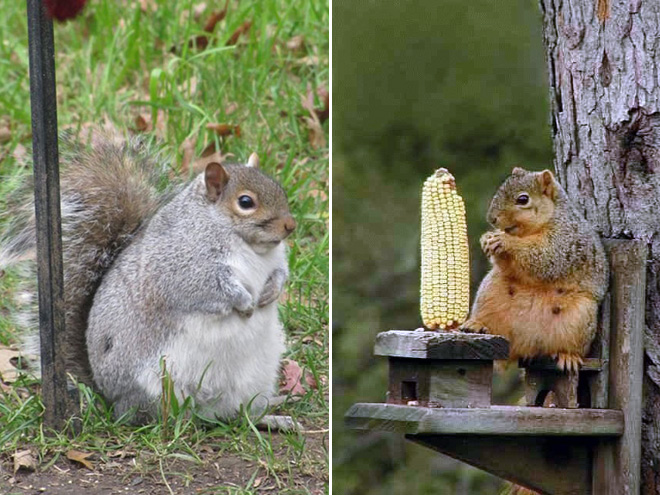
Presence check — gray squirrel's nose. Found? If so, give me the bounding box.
[284,216,296,234]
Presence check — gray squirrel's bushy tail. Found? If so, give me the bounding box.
[0,131,174,385]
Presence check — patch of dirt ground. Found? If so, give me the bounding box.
[0,434,327,494]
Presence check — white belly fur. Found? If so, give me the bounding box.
[138,243,287,419]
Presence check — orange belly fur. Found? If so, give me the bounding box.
[472,269,597,360]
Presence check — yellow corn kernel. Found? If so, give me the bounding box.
[420,168,470,330]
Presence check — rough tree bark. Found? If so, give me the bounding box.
[539,0,660,492]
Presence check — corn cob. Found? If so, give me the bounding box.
[420,168,470,330]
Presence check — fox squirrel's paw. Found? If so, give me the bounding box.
[459,319,489,334]
[555,353,583,373]
[480,231,505,257]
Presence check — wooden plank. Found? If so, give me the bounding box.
[410,435,592,495]
[345,403,624,436]
[375,330,509,360]
[593,240,646,495]
[388,359,493,408]
[26,0,70,429]
[524,369,580,408]
[589,293,611,408]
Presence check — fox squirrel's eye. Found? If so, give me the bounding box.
[516,194,529,206]
[238,195,256,209]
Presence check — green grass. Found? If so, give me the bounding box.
[0,0,328,492]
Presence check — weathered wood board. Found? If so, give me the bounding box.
[411,435,592,495]
[592,240,646,495]
[375,330,509,360]
[345,403,623,437]
[387,358,493,408]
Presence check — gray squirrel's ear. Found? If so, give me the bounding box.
[204,162,229,202]
[537,169,557,199]
[246,152,259,169]
[512,167,526,176]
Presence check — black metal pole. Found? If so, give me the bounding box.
[26,0,69,429]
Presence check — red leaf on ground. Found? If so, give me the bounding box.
[280,359,306,396]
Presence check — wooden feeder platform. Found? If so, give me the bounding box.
[345,240,646,495]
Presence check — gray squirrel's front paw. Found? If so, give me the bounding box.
[258,269,287,307]
[257,279,280,307]
[236,306,254,318]
[234,289,255,318]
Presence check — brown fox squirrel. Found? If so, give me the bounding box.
[460,167,609,372]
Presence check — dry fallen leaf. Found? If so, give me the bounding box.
[304,178,329,202]
[178,76,198,97]
[300,84,329,149]
[203,6,228,32]
[12,143,28,165]
[206,123,241,137]
[296,55,320,67]
[302,84,329,124]
[316,85,329,123]
[66,450,94,470]
[179,137,197,176]
[133,111,167,139]
[13,449,37,473]
[193,2,208,21]
[225,101,239,115]
[107,450,136,459]
[0,122,12,144]
[183,0,229,51]
[301,335,324,346]
[303,116,326,149]
[285,35,305,53]
[305,372,318,390]
[138,0,157,12]
[226,20,252,46]
[200,142,220,158]
[190,142,233,175]
[0,346,22,383]
[134,114,150,133]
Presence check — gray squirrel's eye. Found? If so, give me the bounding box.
[238,195,256,209]
[516,193,529,206]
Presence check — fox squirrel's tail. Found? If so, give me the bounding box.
[0,130,173,384]
[500,483,540,495]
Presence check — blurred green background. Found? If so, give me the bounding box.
[332,0,553,493]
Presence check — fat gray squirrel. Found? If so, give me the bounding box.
[0,132,295,423]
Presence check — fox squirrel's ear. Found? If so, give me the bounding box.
[538,169,557,199]
[205,162,230,202]
[512,167,526,176]
[246,152,259,169]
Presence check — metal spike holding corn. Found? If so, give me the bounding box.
[420,168,470,330]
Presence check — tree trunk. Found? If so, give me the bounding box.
[539,0,660,492]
